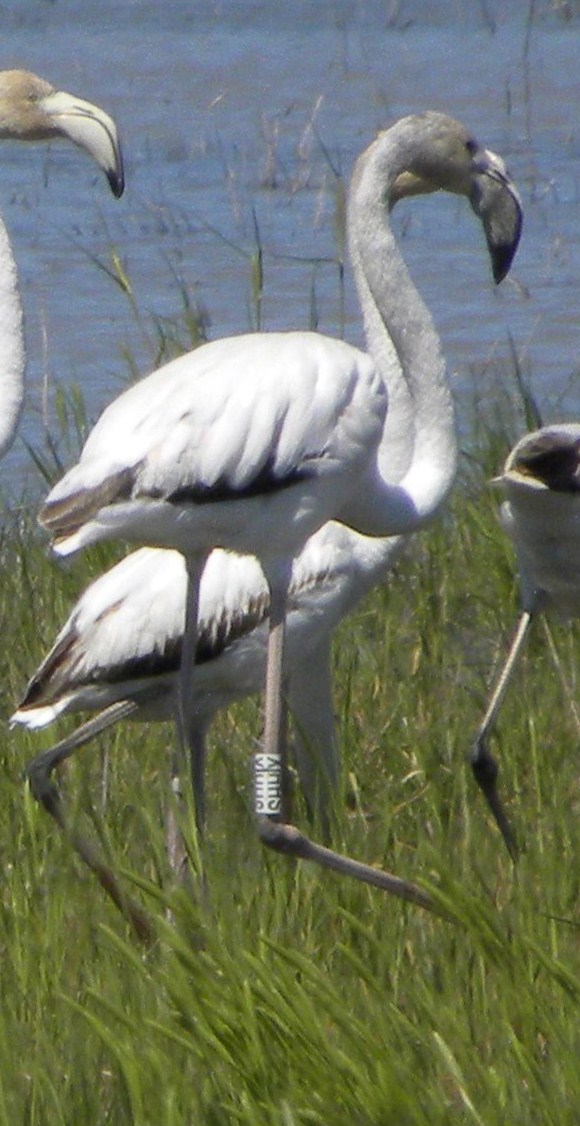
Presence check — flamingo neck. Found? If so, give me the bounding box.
[0,214,24,460]
[348,235,415,487]
[346,123,457,534]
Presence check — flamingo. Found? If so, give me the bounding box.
[471,424,580,859]
[14,527,421,934]
[12,527,411,814]
[16,237,421,924]
[37,112,521,918]
[0,70,129,924]
[0,69,123,463]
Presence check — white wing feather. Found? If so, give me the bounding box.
[44,332,385,508]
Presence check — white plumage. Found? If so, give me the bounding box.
[13,525,411,813]
[472,424,580,858]
[500,424,580,617]
[20,522,448,935]
[41,331,384,560]
[39,112,522,848]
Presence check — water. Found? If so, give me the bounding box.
[1,0,579,500]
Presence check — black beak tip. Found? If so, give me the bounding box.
[492,244,513,285]
[490,206,523,283]
[107,168,125,199]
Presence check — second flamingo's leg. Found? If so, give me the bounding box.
[177,555,209,835]
[254,579,444,919]
[470,608,534,860]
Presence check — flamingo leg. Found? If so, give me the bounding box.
[166,723,209,878]
[25,727,154,943]
[166,747,188,878]
[254,582,289,821]
[470,609,534,861]
[176,555,208,834]
[255,586,444,918]
[258,820,447,917]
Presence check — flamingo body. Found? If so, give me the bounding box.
[500,424,580,617]
[13,525,410,811]
[472,424,580,857]
[41,332,386,559]
[40,115,522,579]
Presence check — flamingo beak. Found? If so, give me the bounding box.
[39,90,124,198]
[470,148,522,283]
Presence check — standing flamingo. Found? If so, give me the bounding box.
[0,66,125,926]
[471,424,580,859]
[0,69,123,463]
[38,112,521,916]
[16,315,422,823]
[15,240,420,922]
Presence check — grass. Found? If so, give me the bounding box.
[2,399,580,1123]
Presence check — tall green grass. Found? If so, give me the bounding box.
[2,388,580,1122]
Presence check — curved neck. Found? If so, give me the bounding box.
[346,124,457,533]
[0,214,24,459]
[348,233,415,486]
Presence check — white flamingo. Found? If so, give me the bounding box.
[12,528,411,810]
[15,527,422,937]
[16,295,425,819]
[0,69,123,463]
[0,66,124,925]
[38,112,521,920]
[16,256,420,925]
[471,424,580,859]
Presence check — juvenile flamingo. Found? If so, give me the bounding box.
[37,113,521,924]
[471,424,580,859]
